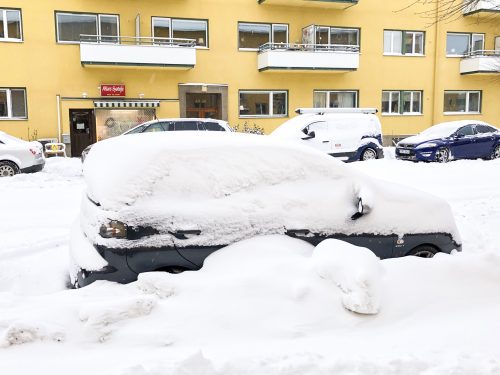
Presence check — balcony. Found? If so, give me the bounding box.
[460,50,500,74]
[257,0,358,8]
[463,0,500,16]
[79,35,196,69]
[257,43,360,72]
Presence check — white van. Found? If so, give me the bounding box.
[270,108,384,162]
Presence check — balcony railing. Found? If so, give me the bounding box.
[257,43,360,72]
[460,50,500,74]
[79,35,197,68]
[463,0,500,15]
[257,0,359,8]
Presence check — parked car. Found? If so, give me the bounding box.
[396,120,500,162]
[0,131,45,177]
[270,108,384,162]
[70,132,461,287]
[81,118,232,162]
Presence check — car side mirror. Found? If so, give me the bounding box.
[351,198,365,220]
[301,131,316,140]
[454,133,464,138]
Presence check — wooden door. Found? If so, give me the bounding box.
[70,109,95,157]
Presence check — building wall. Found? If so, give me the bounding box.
[0,0,498,147]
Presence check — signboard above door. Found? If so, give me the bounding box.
[100,84,126,97]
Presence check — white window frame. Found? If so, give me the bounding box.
[239,90,288,118]
[0,8,22,42]
[384,30,424,56]
[152,17,208,48]
[238,22,288,51]
[56,12,119,44]
[313,90,358,108]
[316,26,359,46]
[382,90,423,116]
[446,32,484,57]
[0,88,27,120]
[443,90,481,114]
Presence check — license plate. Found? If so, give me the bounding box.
[399,149,410,154]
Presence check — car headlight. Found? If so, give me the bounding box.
[99,220,127,239]
[416,142,438,149]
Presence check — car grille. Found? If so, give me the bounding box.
[396,144,416,159]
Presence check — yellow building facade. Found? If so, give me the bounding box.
[0,0,499,155]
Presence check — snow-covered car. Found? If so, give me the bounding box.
[0,131,45,177]
[270,108,384,162]
[81,118,232,162]
[396,121,500,163]
[70,132,462,287]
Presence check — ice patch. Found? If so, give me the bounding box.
[312,239,383,314]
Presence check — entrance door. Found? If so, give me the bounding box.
[70,109,95,157]
[186,93,221,119]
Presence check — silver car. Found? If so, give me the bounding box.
[0,131,45,177]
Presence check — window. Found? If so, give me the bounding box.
[313,91,358,108]
[238,22,288,50]
[384,30,424,55]
[239,91,287,117]
[152,17,208,47]
[204,122,225,131]
[0,8,22,41]
[382,90,422,115]
[456,126,475,137]
[446,32,484,56]
[173,121,200,131]
[315,26,359,47]
[0,88,27,119]
[444,91,481,113]
[476,125,497,134]
[56,12,119,43]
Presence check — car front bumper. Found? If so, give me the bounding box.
[395,147,437,162]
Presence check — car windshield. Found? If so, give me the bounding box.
[419,123,462,139]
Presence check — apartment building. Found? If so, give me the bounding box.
[0,0,499,156]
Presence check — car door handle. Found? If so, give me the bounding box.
[322,140,330,143]
[169,230,201,240]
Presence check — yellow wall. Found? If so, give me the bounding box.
[0,0,499,144]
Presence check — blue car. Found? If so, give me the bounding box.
[396,121,500,163]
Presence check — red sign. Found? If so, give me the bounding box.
[100,84,126,97]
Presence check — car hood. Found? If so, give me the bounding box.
[398,134,443,146]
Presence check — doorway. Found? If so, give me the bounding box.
[186,93,221,119]
[69,109,95,157]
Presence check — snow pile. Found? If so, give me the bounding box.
[79,132,460,255]
[312,239,382,314]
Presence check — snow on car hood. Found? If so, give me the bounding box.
[82,132,461,247]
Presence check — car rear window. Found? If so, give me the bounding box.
[204,122,225,131]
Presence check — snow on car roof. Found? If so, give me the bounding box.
[420,120,491,138]
[83,131,460,245]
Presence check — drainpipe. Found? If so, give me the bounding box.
[56,94,62,142]
[431,1,440,126]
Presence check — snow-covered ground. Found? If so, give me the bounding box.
[1,155,499,374]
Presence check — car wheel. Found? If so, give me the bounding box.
[407,245,438,258]
[492,144,500,160]
[435,147,450,163]
[361,147,377,161]
[0,161,19,177]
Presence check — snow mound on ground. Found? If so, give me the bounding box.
[43,157,83,178]
[312,239,383,314]
[0,321,65,347]
[136,272,177,299]
[79,295,157,342]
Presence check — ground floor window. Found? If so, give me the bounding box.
[95,108,156,140]
[382,90,422,115]
[444,91,481,114]
[239,90,287,117]
[313,90,358,108]
[0,88,27,119]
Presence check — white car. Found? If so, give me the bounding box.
[0,131,45,177]
[70,131,461,287]
[270,108,384,162]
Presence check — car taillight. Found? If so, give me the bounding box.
[99,220,127,239]
[29,148,37,155]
